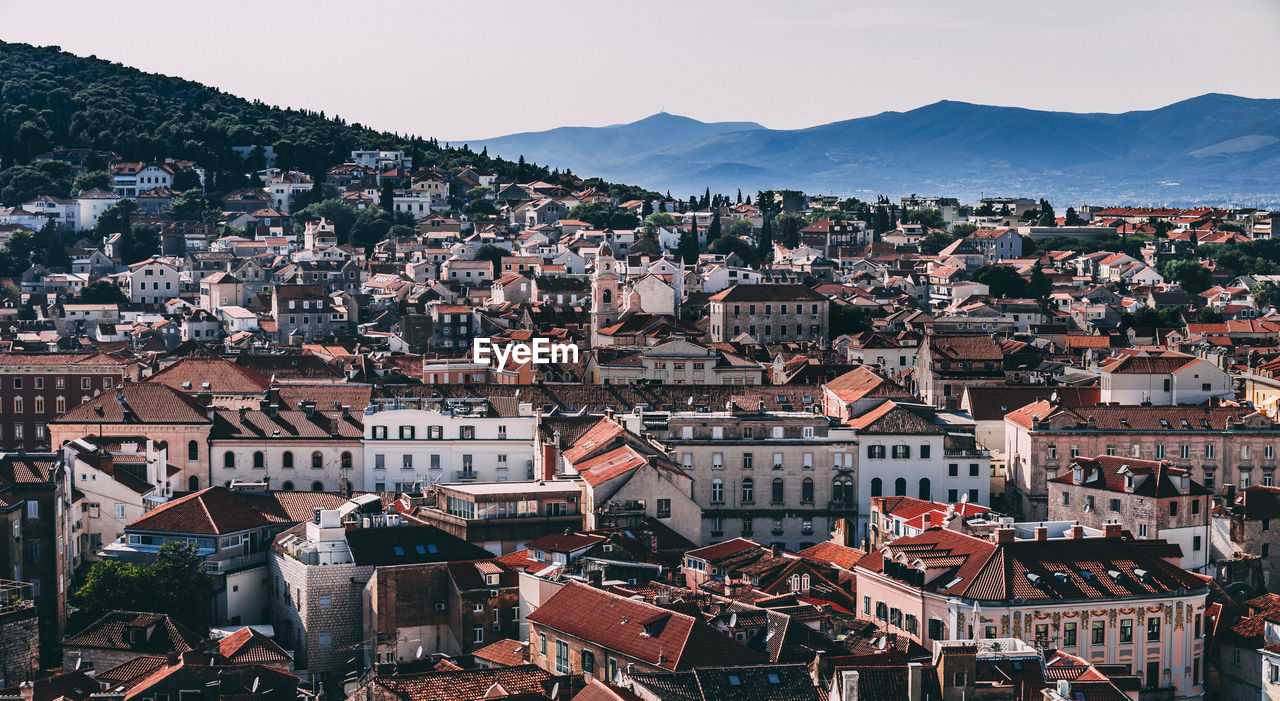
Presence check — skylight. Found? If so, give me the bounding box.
[393,546,405,556]
[728,675,741,686]
[767,673,781,684]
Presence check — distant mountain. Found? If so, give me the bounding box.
[468,95,1280,205]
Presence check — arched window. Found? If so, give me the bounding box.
[224,452,235,469]
[835,477,855,507]
[870,477,882,498]
[801,478,814,504]
[281,481,294,491]
[602,289,612,305]
[894,477,907,496]
[188,475,199,492]
[282,451,294,469]
[711,479,724,503]
[187,441,199,461]
[341,451,353,470]
[919,477,931,501]
[312,451,323,469]
[741,478,754,504]
[253,451,265,469]
[801,574,810,590]
[789,574,802,592]
[771,478,784,504]
[311,481,324,492]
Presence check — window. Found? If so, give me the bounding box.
[460,425,476,440]
[473,626,484,643]
[868,445,886,459]
[1063,622,1077,647]
[188,441,199,461]
[970,463,980,476]
[1035,623,1049,645]
[741,478,754,504]
[253,451,265,469]
[949,463,959,477]
[224,452,236,469]
[403,454,413,469]
[1147,617,1160,642]
[539,633,547,655]
[81,378,91,390]
[892,444,910,459]
[312,451,323,469]
[742,454,753,470]
[711,479,724,504]
[12,397,21,413]
[554,640,570,674]
[870,477,882,497]
[920,444,931,459]
[282,451,294,469]
[929,618,945,640]
[1205,444,1216,460]
[894,477,907,496]
[580,649,595,676]
[919,478,931,501]
[1194,535,1202,551]
[801,478,814,504]
[372,426,387,440]
[1120,619,1133,643]
[771,478,784,504]
[341,451,353,469]
[656,499,671,518]
[1170,501,1178,517]
[1091,620,1105,645]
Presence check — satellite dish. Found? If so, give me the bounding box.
[251,677,260,693]
[74,657,82,671]
[729,613,737,627]
[550,683,560,699]
[687,396,694,405]
[415,646,423,659]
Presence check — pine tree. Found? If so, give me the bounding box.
[737,189,742,204]
[379,181,395,212]
[517,155,527,182]
[641,200,653,218]
[756,215,773,261]
[707,210,722,244]
[678,217,699,264]
[702,187,710,209]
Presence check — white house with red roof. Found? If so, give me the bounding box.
[1096,349,1232,405]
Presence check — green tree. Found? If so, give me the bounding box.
[1063,207,1085,226]
[166,189,211,222]
[707,210,722,244]
[71,541,215,630]
[971,265,1029,298]
[1037,199,1057,227]
[463,198,497,217]
[974,202,995,217]
[829,301,869,338]
[292,200,360,245]
[474,243,508,264]
[756,216,773,261]
[907,208,945,229]
[35,221,69,270]
[950,223,978,237]
[1196,308,1224,323]
[379,181,395,212]
[72,170,113,194]
[1253,281,1279,310]
[918,231,955,255]
[642,212,677,235]
[567,202,615,229]
[1028,267,1053,301]
[729,219,754,239]
[678,217,699,264]
[464,186,490,200]
[775,213,805,249]
[78,279,129,304]
[1160,259,1213,294]
[708,235,759,266]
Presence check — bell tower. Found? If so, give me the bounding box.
[591,242,621,346]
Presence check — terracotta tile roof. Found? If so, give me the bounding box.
[0,672,102,701]
[210,407,363,440]
[53,384,211,426]
[127,487,347,535]
[686,538,762,563]
[824,367,908,405]
[525,533,606,554]
[626,664,819,701]
[859,529,1207,602]
[573,445,687,487]
[146,357,270,394]
[365,664,556,701]
[95,655,169,688]
[927,334,1003,361]
[798,541,868,571]
[1097,352,1201,374]
[709,283,827,303]
[471,639,529,667]
[0,454,59,485]
[561,417,627,464]
[845,400,943,434]
[64,611,202,654]
[961,386,1100,421]
[1006,401,1275,432]
[1051,454,1211,497]
[217,627,291,665]
[527,581,764,670]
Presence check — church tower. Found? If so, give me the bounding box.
[591,242,621,347]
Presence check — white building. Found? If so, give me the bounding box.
[126,258,182,304]
[849,400,991,540]
[362,397,538,493]
[76,189,121,231]
[1097,350,1232,406]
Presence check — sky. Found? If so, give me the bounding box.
[4,0,1279,141]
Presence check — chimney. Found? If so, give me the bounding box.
[841,670,861,701]
[19,682,33,701]
[771,543,783,558]
[995,527,1015,544]
[907,662,923,701]
[1070,524,1085,540]
[1034,526,1048,541]
[922,513,932,528]
[1104,523,1122,538]
[541,441,558,481]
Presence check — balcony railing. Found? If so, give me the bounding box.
[456,470,477,481]
[200,551,266,574]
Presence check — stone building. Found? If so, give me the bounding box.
[1005,400,1280,521]
[706,283,830,344]
[267,497,492,682]
[0,581,39,684]
[1212,486,1280,595]
[1048,454,1212,572]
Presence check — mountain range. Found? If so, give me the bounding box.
[466,95,1280,206]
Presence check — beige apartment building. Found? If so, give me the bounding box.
[624,408,857,549]
[1005,400,1280,521]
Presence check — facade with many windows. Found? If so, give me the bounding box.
[362,398,537,492]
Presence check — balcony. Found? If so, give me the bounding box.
[200,551,266,574]
[829,500,857,513]
[456,470,477,481]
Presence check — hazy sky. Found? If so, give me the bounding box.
[5,0,1279,140]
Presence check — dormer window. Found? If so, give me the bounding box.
[1124,474,1135,491]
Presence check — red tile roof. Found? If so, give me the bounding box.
[364,664,556,701]
[127,487,346,535]
[527,581,764,670]
[217,627,291,665]
[1051,454,1211,497]
[686,537,762,563]
[52,384,211,426]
